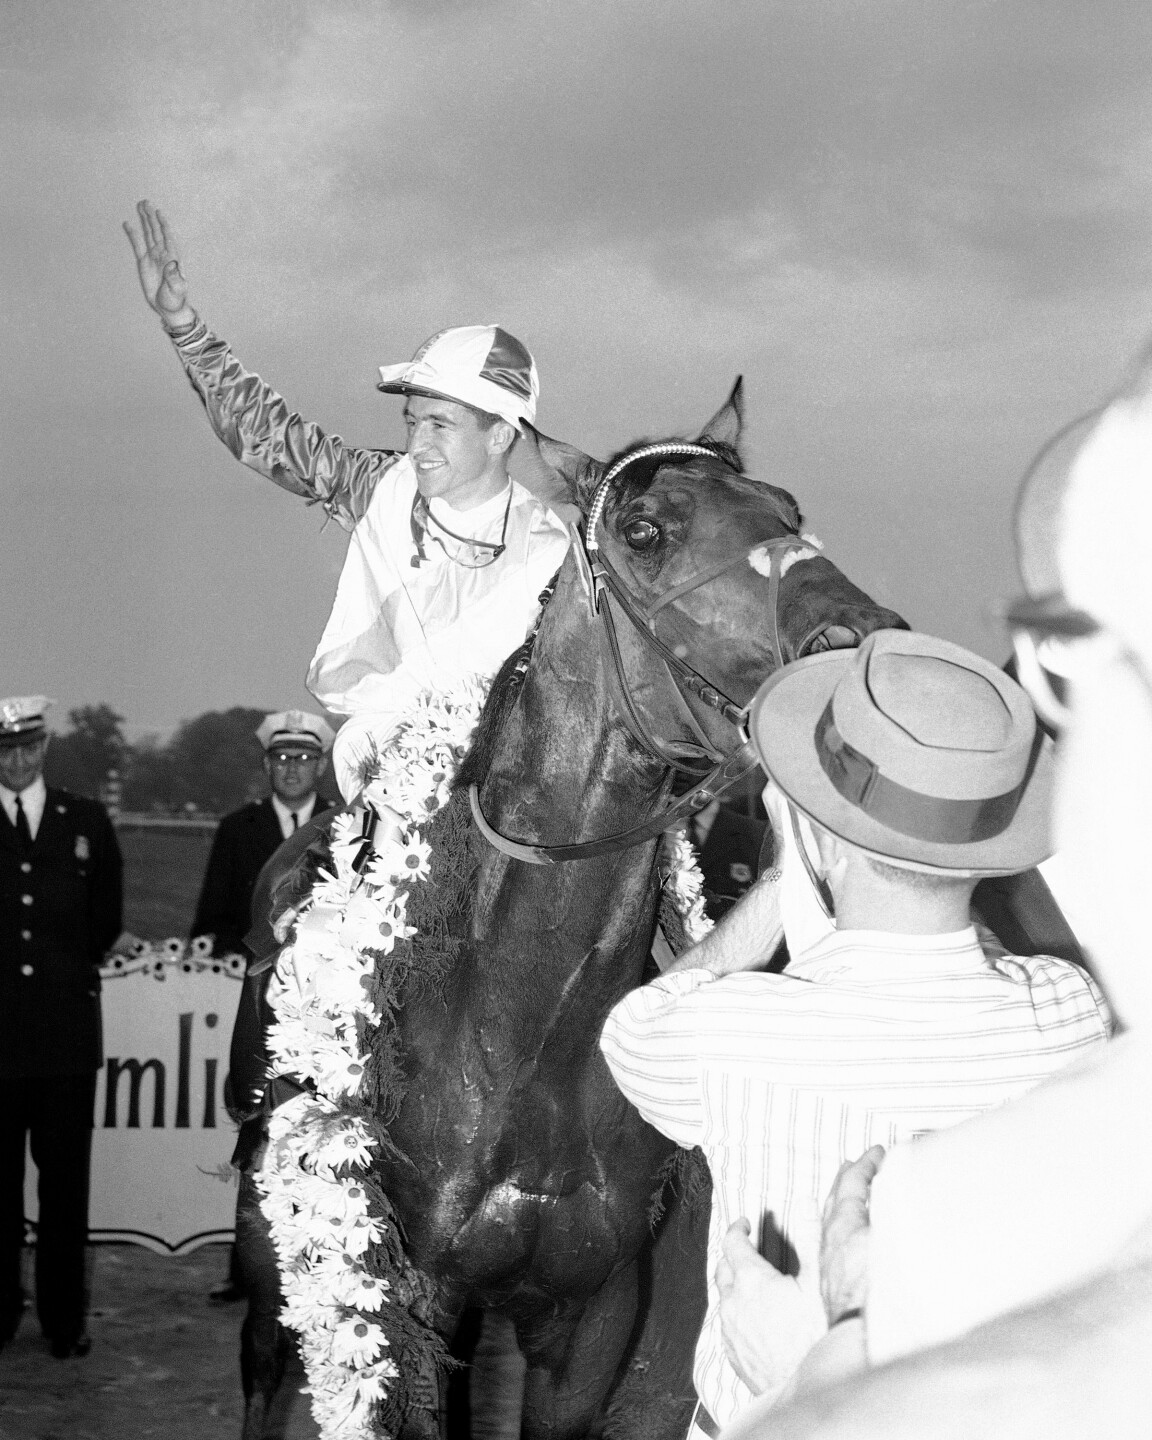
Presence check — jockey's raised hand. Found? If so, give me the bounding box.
[123,199,197,330]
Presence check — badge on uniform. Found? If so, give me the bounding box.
[75,835,90,860]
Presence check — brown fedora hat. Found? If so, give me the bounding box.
[749,630,1054,875]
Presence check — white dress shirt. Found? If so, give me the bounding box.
[0,775,47,841]
[600,928,1112,1426]
[318,462,570,799]
[270,791,318,841]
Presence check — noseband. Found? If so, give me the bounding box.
[470,444,817,864]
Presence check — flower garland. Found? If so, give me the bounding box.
[660,826,714,946]
[255,675,717,1439]
[255,677,488,1439]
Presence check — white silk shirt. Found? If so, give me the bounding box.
[169,321,570,797]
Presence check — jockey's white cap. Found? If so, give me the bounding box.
[255,710,336,755]
[377,325,539,428]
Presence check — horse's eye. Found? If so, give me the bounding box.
[622,518,660,550]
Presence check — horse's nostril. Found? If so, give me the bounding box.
[803,625,860,655]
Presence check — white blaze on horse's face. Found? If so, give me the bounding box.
[747,538,821,579]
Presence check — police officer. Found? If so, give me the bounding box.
[192,708,335,1304]
[0,696,122,1358]
[190,710,336,962]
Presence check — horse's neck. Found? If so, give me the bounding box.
[485,566,670,847]
[471,563,671,979]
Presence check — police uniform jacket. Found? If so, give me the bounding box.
[0,789,122,1079]
[696,803,771,920]
[191,796,332,959]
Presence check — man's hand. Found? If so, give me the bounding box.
[716,1218,826,1396]
[123,200,197,330]
[820,1144,885,1324]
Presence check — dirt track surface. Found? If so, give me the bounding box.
[0,1245,318,1440]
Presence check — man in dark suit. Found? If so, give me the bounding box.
[190,709,336,961]
[0,695,122,1358]
[192,708,336,1303]
[694,798,771,922]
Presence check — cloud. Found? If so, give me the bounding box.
[3,0,1152,727]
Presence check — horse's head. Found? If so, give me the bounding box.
[525,380,906,763]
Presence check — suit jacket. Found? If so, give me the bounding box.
[695,803,771,920]
[191,795,332,959]
[226,808,340,1169]
[0,788,122,1078]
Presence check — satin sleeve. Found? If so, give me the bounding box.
[169,319,399,531]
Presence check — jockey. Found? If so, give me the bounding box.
[125,200,571,802]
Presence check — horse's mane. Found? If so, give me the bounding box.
[454,568,562,792]
[452,637,537,793]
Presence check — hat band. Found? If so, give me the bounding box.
[0,724,46,748]
[814,700,1030,845]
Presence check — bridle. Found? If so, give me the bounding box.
[470,443,820,865]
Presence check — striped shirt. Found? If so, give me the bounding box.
[599,927,1112,1427]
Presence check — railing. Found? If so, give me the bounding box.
[114,812,220,831]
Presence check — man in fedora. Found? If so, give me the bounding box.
[599,629,1111,1437]
[714,353,1152,1440]
[124,201,571,802]
[0,696,122,1358]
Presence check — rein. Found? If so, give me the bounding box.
[470,444,816,865]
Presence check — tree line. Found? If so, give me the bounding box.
[44,704,341,816]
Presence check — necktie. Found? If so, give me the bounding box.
[290,811,299,832]
[14,795,32,847]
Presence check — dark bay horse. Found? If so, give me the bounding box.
[242,382,905,1440]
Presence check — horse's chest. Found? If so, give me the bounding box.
[385,1041,663,1295]
[445,1172,631,1302]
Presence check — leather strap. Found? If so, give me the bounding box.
[469,481,817,865]
[468,739,762,865]
[597,585,718,772]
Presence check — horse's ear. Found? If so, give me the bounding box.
[513,424,604,519]
[695,377,745,455]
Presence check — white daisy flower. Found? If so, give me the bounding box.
[338,892,394,952]
[329,1316,386,1367]
[397,835,433,883]
[353,1361,398,1402]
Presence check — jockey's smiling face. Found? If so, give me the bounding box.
[403,395,516,510]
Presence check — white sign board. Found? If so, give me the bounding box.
[24,949,246,1255]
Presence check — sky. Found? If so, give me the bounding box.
[3,0,1152,738]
